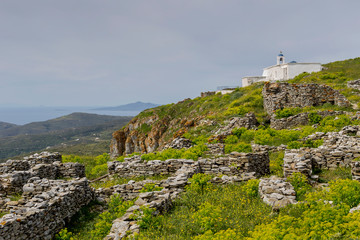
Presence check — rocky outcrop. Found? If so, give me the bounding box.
[109,111,207,159]
[262,82,351,115]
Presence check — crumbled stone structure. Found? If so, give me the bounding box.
[0,152,85,195]
[108,151,269,178]
[262,82,350,115]
[163,137,192,150]
[283,127,360,178]
[270,110,347,130]
[347,79,360,91]
[259,176,297,210]
[215,112,258,135]
[104,160,257,239]
[0,152,91,240]
[0,178,94,240]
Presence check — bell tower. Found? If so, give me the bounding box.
[277,51,285,65]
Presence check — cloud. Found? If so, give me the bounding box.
[0,0,360,106]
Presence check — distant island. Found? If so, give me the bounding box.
[92,101,159,111]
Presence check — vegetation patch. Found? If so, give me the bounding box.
[134,174,273,239]
[55,195,134,240]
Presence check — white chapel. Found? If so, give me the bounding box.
[242,52,322,87]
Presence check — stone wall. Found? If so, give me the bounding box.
[262,82,350,115]
[0,178,94,240]
[347,79,360,91]
[0,153,85,195]
[200,91,216,97]
[283,128,360,178]
[108,152,269,178]
[259,176,296,210]
[270,110,346,130]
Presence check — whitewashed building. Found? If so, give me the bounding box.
[242,52,322,87]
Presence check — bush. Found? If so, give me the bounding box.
[224,142,252,154]
[55,228,74,240]
[186,173,213,194]
[224,135,238,144]
[328,179,360,208]
[308,112,323,124]
[275,107,302,118]
[287,172,311,201]
[192,202,223,233]
[269,151,284,177]
[243,179,260,198]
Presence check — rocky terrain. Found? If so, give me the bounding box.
[2,58,360,239]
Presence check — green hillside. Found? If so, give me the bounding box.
[0,116,132,161]
[0,112,129,138]
[54,57,360,239]
[0,121,17,131]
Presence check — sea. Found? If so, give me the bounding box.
[0,106,140,125]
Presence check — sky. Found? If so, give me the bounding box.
[1,0,360,107]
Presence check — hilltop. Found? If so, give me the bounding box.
[92,101,159,111]
[0,113,132,161]
[0,112,130,138]
[0,121,17,131]
[110,57,360,158]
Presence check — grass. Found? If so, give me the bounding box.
[0,211,9,218]
[317,167,352,183]
[136,178,273,239]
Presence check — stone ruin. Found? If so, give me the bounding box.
[270,110,347,130]
[107,151,270,178]
[0,152,85,195]
[103,151,270,239]
[259,176,297,210]
[0,152,91,240]
[347,79,360,91]
[283,126,360,179]
[262,82,350,115]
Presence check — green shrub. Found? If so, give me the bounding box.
[55,228,74,240]
[186,173,213,194]
[243,179,260,198]
[269,151,284,177]
[141,144,208,161]
[224,135,238,144]
[192,202,224,233]
[193,229,240,240]
[275,107,302,118]
[89,195,134,239]
[287,172,311,201]
[224,142,252,154]
[308,112,323,124]
[328,179,360,208]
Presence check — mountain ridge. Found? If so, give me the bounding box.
[92,101,159,111]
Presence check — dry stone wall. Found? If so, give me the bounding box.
[259,176,297,210]
[262,82,350,115]
[0,152,85,195]
[347,79,360,91]
[108,152,269,179]
[0,178,94,240]
[283,127,360,178]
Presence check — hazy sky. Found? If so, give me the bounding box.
[1,0,360,107]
